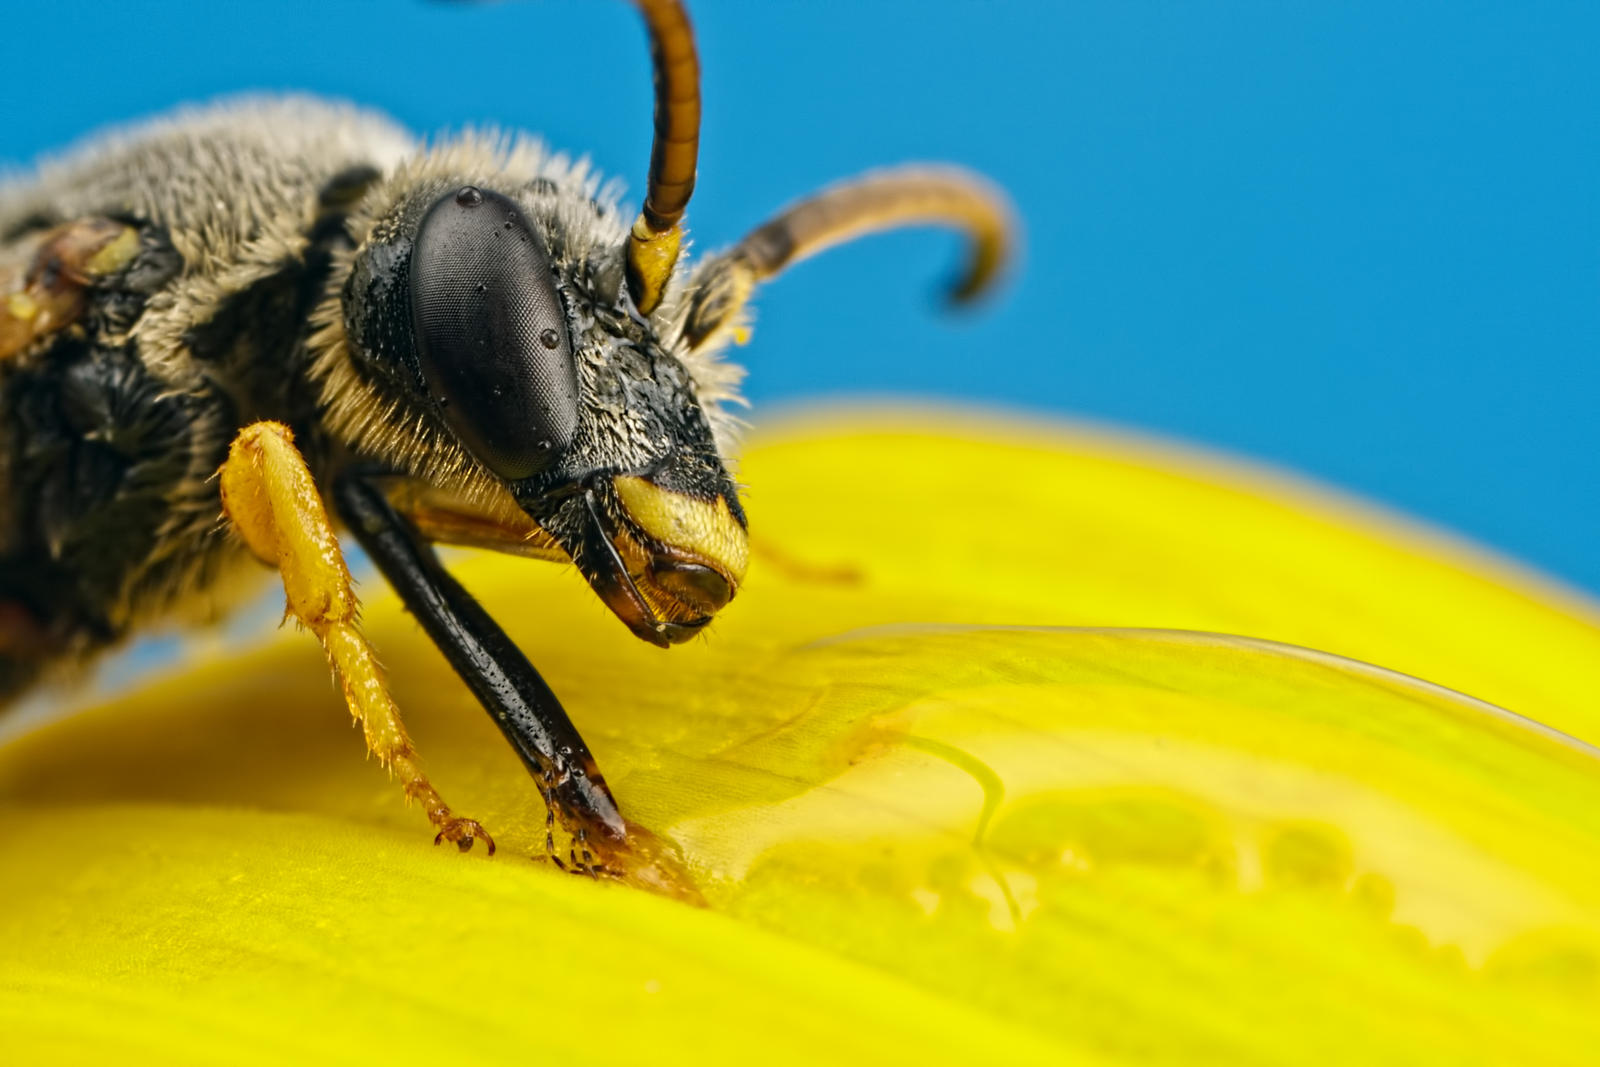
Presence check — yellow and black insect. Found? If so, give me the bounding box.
[0,0,1010,881]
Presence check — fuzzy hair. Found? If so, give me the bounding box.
[0,97,422,629]
[306,128,749,516]
[0,96,752,634]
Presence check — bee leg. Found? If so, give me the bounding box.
[331,473,631,858]
[334,471,706,900]
[218,421,494,856]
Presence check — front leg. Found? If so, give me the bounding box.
[218,421,493,854]
[333,471,629,874]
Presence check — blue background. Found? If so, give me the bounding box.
[4,2,1596,594]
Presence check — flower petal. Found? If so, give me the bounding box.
[735,412,1600,735]
[2,413,1598,1064]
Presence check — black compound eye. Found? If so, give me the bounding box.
[410,185,578,481]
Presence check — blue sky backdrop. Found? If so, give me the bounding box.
[4,2,1596,594]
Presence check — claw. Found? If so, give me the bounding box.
[433,816,496,856]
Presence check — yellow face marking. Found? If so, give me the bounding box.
[613,475,748,586]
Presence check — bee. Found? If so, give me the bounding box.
[0,0,1010,887]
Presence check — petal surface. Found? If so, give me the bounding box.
[2,413,1598,1065]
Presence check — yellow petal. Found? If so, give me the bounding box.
[734,409,1600,735]
[2,411,1598,1065]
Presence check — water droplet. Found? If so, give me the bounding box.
[455,186,482,207]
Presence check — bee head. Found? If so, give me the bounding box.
[334,162,747,647]
[320,1,1007,648]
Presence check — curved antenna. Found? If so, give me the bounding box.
[684,166,1015,349]
[625,0,701,315]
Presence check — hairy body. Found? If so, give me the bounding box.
[0,101,399,696]
[0,0,1008,879]
[0,98,738,702]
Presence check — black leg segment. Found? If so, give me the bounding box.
[334,471,628,845]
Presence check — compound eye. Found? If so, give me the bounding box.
[410,185,578,481]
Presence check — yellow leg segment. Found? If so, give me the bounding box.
[219,421,494,855]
